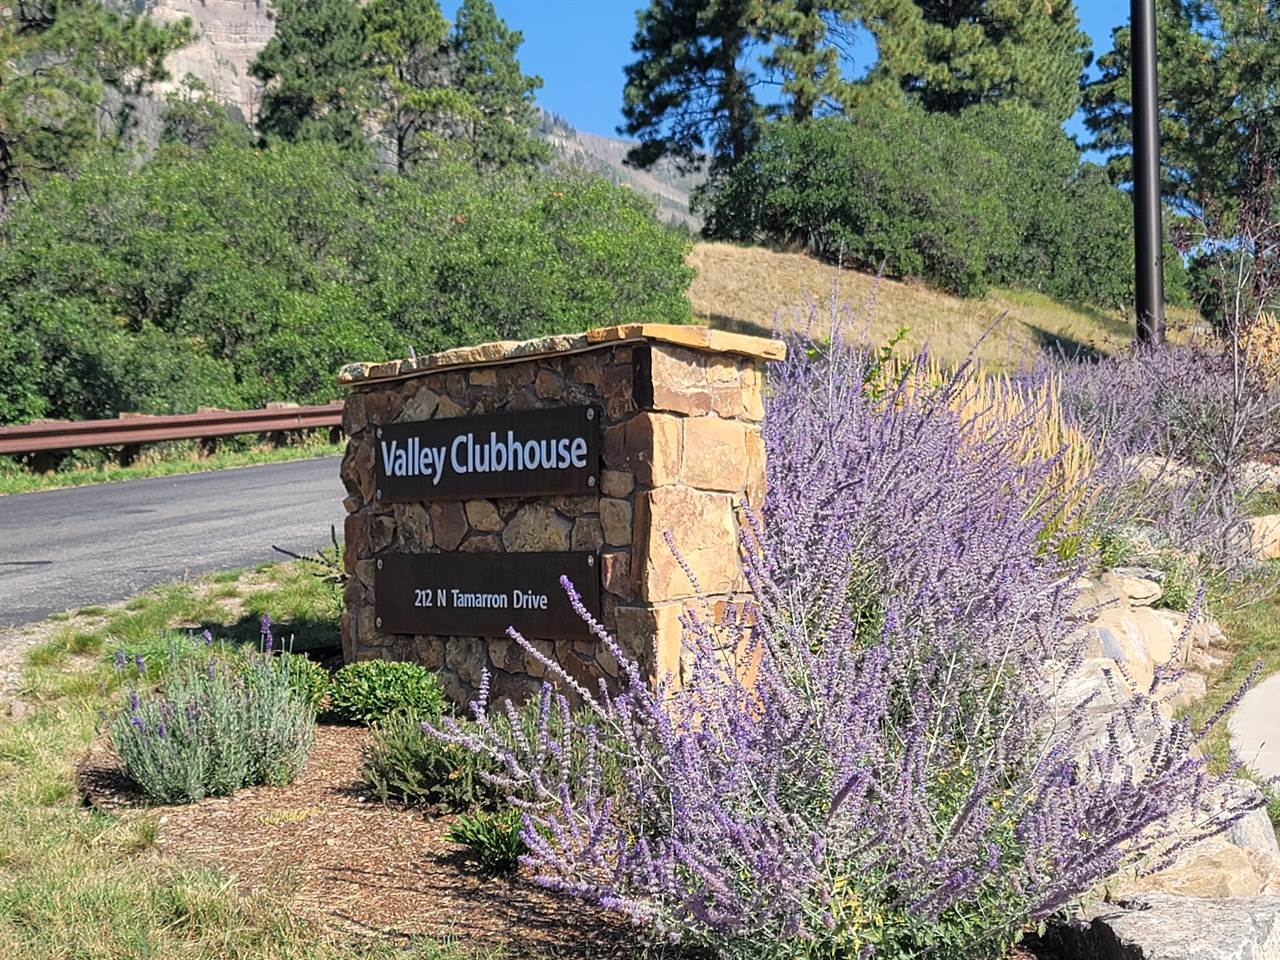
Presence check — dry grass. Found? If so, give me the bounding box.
[689,242,1202,365]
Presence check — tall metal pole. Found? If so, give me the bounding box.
[1131,0,1166,344]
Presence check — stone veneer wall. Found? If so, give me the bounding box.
[338,325,780,705]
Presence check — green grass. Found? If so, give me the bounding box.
[0,563,497,960]
[0,437,343,497]
[1243,489,1280,518]
[1190,571,1280,832]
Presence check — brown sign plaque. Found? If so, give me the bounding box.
[375,551,601,640]
[375,406,599,502]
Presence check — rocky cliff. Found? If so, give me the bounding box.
[133,1,701,222]
[138,0,274,122]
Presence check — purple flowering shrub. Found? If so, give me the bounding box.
[431,315,1260,957]
[1056,340,1280,579]
[110,628,315,804]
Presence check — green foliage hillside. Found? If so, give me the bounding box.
[0,142,693,425]
[701,101,1184,303]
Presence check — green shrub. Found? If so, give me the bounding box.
[1154,555,1199,613]
[110,652,315,804]
[278,652,329,712]
[701,102,1139,305]
[329,660,445,723]
[445,808,526,873]
[1098,525,1140,570]
[364,691,616,814]
[0,144,693,425]
[362,709,504,811]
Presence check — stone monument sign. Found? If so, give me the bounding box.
[338,324,782,704]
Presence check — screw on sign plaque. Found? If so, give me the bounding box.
[375,551,601,641]
[373,406,600,502]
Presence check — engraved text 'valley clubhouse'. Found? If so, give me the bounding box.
[374,406,600,501]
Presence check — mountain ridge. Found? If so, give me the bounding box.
[134,0,700,225]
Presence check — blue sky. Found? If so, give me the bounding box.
[490,0,1129,142]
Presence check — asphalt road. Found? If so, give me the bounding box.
[0,457,345,627]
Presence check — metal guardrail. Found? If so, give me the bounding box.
[0,403,344,456]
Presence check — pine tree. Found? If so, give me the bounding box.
[1081,0,1280,213]
[250,0,370,151]
[620,0,763,174]
[761,0,848,121]
[0,0,191,209]
[865,0,1090,124]
[450,0,549,171]
[364,0,470,172]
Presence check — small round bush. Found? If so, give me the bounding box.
[277,652,329,712]
[110,652,315,804]
[362,710,503,812]
[445,807,526,873]
[328,660,445,723]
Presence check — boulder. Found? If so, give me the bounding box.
[1104,567,1166,607]
[1229,807,1280,858]
[1117,839,1280,899]
[1249,514,1280,561]
[1051,895,1280,960]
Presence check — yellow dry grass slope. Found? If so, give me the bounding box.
[689,242,1200,366]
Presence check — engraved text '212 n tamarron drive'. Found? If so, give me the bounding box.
[373,405,603,641]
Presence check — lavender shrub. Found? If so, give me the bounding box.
[110,636,315,804]
[432,307,1260,958]
[1056,339,1280,580]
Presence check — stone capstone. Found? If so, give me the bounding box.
[337,324,783,386]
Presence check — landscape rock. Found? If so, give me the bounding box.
[1118,839,1280,899]
[1104,567,1166,606]
[1228,806,1280,858]
[1249,514,1280,561]
[1052,895,1280,960]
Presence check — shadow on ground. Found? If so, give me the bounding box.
[194,613,340,656]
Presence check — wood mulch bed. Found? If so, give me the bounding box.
[78,724,636,958]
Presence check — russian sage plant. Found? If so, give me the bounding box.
[111,649,315,804]
[432,309,1260,959]
[1057,339,1280,581]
